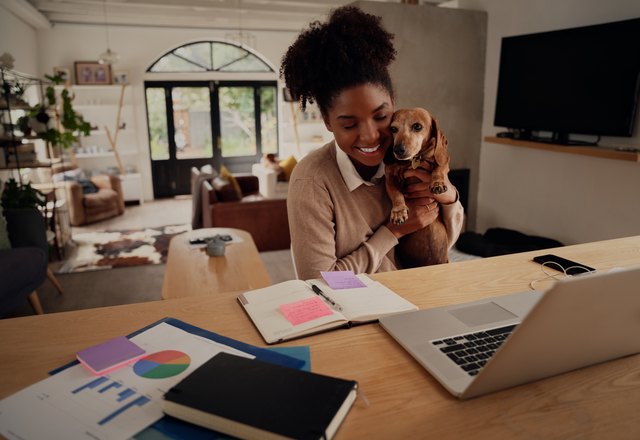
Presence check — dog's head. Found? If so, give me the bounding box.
[389,108,446,165]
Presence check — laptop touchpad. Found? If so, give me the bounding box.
[448,302,517,327]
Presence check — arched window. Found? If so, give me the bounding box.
[144,40,278,198]
[147,41,273,73]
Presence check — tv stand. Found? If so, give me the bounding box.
[485,136,640,163]
[510,131,599,146]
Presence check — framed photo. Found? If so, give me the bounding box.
[74,61,112,85]
[113,70,129,85]
[53,67,71,86]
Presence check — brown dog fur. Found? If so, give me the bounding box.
[384,108,451,268]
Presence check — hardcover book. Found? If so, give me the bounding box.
[163,352,358,440]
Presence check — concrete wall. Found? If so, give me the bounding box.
[357,1,487,231]
[459,0,640,244]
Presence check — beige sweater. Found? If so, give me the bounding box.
[288,142,464,280]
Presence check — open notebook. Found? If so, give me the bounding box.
[238,274,417,344]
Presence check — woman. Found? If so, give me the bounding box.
[281,6,464,280]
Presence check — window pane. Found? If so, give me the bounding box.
[145,88,169,160]
[220,56,271,72]
[212,44,250,70]
[219,86,256,157]
[174,42,212,70]
[172,87,213,160]
[260,86,278,154]
[150,53,207,72]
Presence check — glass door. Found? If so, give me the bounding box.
[145,81,277,198]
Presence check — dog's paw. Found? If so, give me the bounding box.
[390,205,409,224]
[430,182,448,195]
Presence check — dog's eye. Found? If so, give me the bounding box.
[390,126,398,134]
[412,123,423,131]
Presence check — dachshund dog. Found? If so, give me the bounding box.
[384,108,451,268]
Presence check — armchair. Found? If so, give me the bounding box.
[61,174,125,226]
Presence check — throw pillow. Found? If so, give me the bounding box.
[211,177,241,202]
[278,155,298,181]
[0,205,11,250]
[63,175,99,194]
[219,165,242,199]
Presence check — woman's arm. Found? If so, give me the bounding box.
[288,177,397,280]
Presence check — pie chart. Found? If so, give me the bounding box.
[133,350,191,379]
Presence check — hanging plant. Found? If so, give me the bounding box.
[31,74,92,149]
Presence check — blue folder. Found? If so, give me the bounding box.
[51,316,310,439]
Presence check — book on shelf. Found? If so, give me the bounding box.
[238,273,417,344]
[163,352,358,440]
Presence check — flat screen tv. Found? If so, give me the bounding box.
[494,17,640,145]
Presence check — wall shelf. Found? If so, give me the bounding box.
[484,136,640,163]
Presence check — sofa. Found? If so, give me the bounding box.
[192,167,290,251]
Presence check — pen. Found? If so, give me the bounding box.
[311,284,343,311]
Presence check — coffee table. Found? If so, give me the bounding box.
[161,228,273,299]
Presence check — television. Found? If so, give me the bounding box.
[494,18,640,145]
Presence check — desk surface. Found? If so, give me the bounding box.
[161,228,272,299]
[2,235,640,438]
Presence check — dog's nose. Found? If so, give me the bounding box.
[393,143,406,158]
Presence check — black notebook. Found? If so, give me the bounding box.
[162,352,358,440]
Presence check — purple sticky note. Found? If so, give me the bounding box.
[320,270,367,289]
[76,336,146,375]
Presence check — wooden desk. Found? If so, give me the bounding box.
[2,236,640,438]
[161,228,272,299]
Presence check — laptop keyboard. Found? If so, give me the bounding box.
[431,324,518,376]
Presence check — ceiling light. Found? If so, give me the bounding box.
[98,1,119,65]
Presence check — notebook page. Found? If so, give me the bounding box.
[320,275,418,322]
[239,280,348,343]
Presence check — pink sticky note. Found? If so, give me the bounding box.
[280,296,334,326]
[321,270,367,289]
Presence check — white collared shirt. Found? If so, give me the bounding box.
[335,143,386,191]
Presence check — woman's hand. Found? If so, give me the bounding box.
[387,197,439,238]
[386,168,457,239]
[402,168,457,205]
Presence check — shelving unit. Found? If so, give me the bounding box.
[0,68,71,256]
[64,84,140,172]
[65,84,144,203]
[485,136,640,163]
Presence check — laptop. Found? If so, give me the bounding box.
[379,266,640,399]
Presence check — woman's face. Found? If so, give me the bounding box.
[323,83,394,173]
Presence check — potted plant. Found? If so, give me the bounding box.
[0,178,48,251]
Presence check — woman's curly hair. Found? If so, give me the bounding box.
[280,6,396,115]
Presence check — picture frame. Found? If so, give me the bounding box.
[53,67,71,86]
[113,70,129,85]
[74,61,112,85]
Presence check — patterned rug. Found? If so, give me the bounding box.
[57,224,191,274]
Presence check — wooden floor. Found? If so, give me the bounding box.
[6,197,295,318]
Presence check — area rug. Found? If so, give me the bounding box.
[57,224,191,274]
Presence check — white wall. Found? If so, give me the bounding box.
[460,0,640,244]
[31,23,299,200]
[0,5,39,73]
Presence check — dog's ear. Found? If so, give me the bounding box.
[430,117,450,167]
